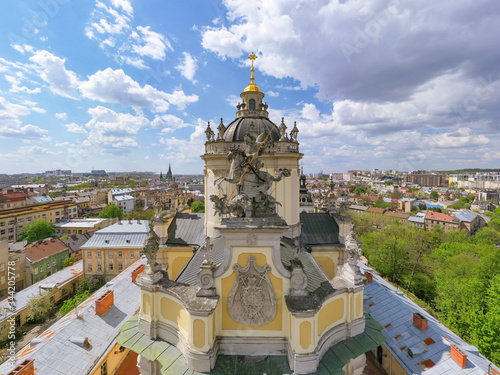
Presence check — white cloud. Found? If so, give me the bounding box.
[110,0,133,15]
[176,52,198,81]
[85,1,172,68]
[201,27,243,59]
[131,26,172,60]
[0,96,50,141]
[19,146,61,155]
[152,114,191,133]
[158,119,206,164]
[29,50,80,98]
[79,68,198,112]
[64,123,88,134]
[56,112,67,120]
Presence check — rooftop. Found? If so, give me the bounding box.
[300,212,340,245]
[25,237,69,263]
[0,259,143,375]
[425,211,458,222]
[0,261,83,323]
[53,218,107,229]
[81,220,150,249]
[361,264,499,375]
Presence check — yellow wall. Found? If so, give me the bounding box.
[160,296,189,336]
[317,297,345,336]
[311,247,340,279]
[300,321,311,350]
[90,341,129,375]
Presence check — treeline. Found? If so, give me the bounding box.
[352,209,500,364]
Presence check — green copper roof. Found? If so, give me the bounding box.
[118,315,385,375]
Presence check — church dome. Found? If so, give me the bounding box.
[223,117,280,142]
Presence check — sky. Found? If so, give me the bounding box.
[0,0,499,175]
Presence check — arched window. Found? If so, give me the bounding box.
[249,99,256,110]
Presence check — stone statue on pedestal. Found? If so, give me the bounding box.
[211,132,290,218]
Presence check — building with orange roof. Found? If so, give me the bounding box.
[424,211,463,232]
[25,237,71,286]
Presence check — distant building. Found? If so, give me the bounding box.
[329,172,353,181]
[0,200,78,241]
[90,169,108,178]
[404,174,448,187]
[449,173,500,190]
[478,190,499,203]
[108,188,135,213]
[166,163,173,181]
[53,218,114,236]
[0,191,27,211]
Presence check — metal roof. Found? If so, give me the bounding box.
[0,261,83,324]
[175,238,224,285]
[454,209,477,222]
[280,239,329,293]
[408,216,425,224]
[0,259,144,375]
[166,213,205,246]
[361,263,499,375]
[81,233,148,249]
[118,312,384,374]
[97,220,149,233]
[300,213,340,245]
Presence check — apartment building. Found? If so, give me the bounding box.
[25,237,71,286]
[53,218,115,236]
[81,220,149,281]
[424,211,463,232]
[0,200,78,241]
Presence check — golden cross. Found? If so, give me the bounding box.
[248,52,257,82]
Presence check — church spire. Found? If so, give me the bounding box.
[244,52,261,92]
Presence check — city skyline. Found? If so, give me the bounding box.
[1,0,500,175]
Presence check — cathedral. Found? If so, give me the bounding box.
[119,53,383,374]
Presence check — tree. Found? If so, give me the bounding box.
[354,187,365,195]
[430,191,439,200]
[63,255,75,268]
[404,231,439,295]
[26,292,53,323]
[19,219,55,243]
[191,201,205,213]
[98,204,122,219]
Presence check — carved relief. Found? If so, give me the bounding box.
[228,256,277,326]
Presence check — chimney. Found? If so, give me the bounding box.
[7,358,34,375]
[95,290,114,315]
[413,312,428,331]
[131,264,145,282]
[450,344,467,368]
[364,271,373,282]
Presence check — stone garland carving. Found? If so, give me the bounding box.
[228,256,277,326]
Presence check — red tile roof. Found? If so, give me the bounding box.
[425,211,457,222]
[0,192,26,202]
[367,207,386,214]
[25,237,69,263]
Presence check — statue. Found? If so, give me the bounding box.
[211,132,290,218]
[141,222,160,276]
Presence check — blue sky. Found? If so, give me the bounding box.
[1,0,499,175]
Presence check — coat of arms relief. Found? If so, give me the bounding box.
[228,256,277,326]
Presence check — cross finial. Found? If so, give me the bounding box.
[248,52,258,83]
